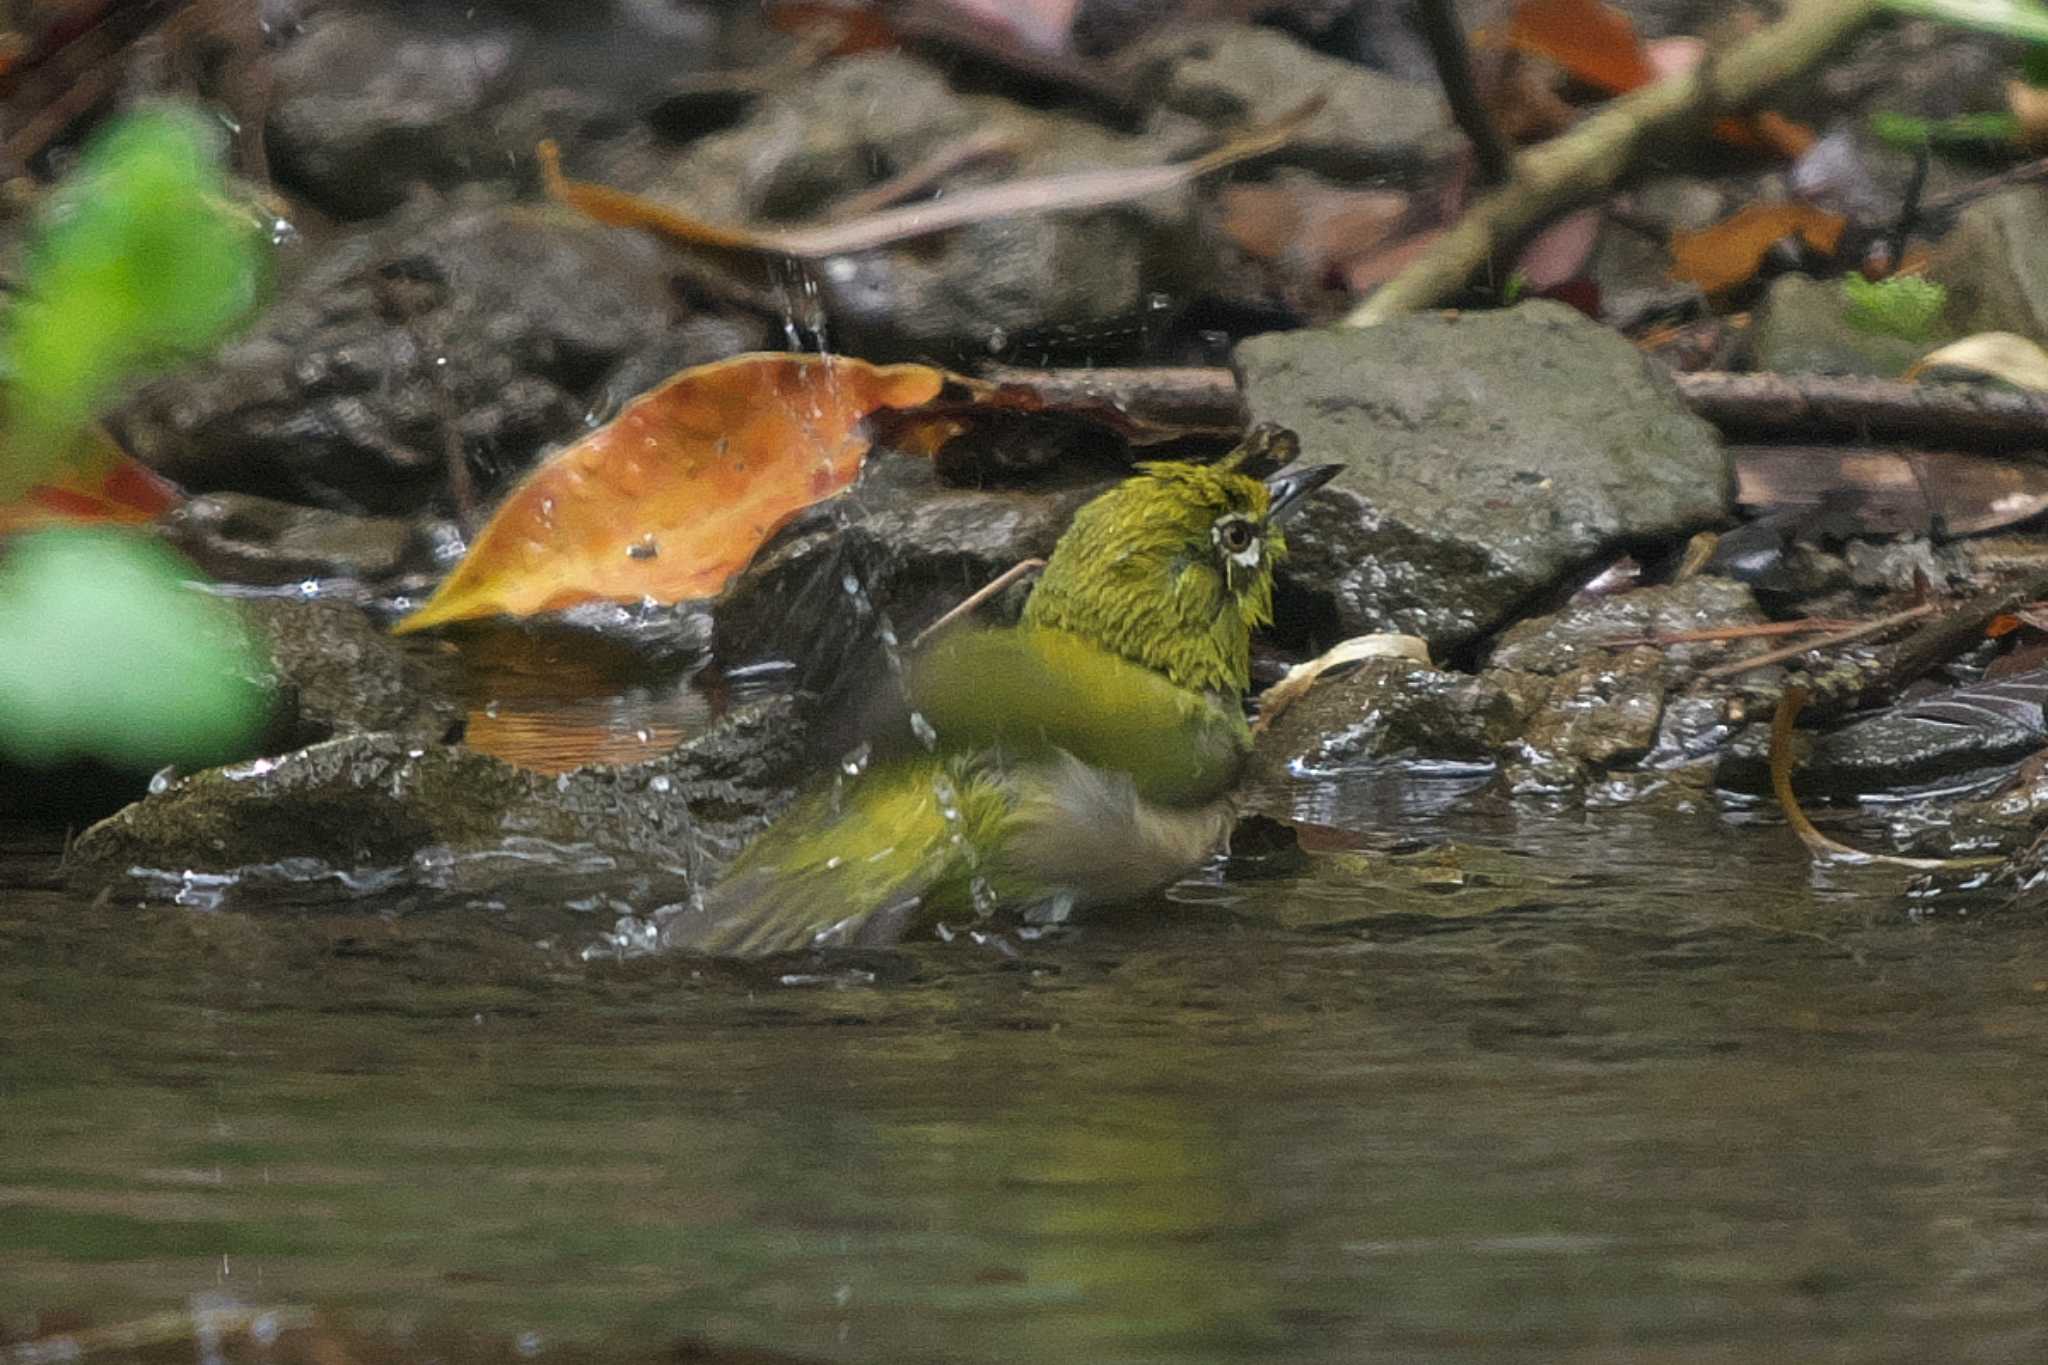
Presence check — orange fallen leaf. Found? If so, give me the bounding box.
[1668,201,1845,295]
[1505,0,1655,94]
[1712,109,1816,159]
[1505,15,1812,156]
[392,353,946,634]
[0,426,180,535]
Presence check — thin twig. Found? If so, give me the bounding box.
[1344,0,1883,324]
[910,558,1046,649]
[1596,618,1860,648]
[1769,686,1997,869]
[1411,0,1511,187]
[541,96,1322,262]
[1918,150,2048,223]
[831,131,1021,220]
[1702,604,1934,681]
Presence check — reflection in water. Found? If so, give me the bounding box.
[6,799,2048,1363]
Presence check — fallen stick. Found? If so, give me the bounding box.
[1676,371,2048,451]
[910,558,1047,649]
[1342,0,1884,325]
[1595,618,1860,648]
[974,363,1244,430]
[1700,603,1934,681]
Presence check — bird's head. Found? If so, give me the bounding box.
[1021,425,1341,698]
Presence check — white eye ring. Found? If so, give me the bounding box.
[1213,516,1262,567]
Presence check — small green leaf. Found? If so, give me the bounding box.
[1841,274,1949,341]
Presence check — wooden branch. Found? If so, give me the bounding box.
[1676,371,2048,451]
[1412,0,1510,187]
[974,364,1244,429]
[1342,0,1884,326]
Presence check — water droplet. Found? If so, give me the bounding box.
[148,765,179,795]
[840,741,872,777]
[910,711,938,749]
[483,700,501,718]
[985,326,1008,354]
[649,774,671,794]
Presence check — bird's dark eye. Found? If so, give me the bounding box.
[1218,518,1256,554]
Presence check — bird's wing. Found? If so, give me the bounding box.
[654,757,1007,957]
[898,627,1252,808]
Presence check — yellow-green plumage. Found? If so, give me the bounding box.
[658,430,1336,956]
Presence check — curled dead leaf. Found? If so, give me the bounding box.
[1905,331,2048,392]
[392,353,946,634]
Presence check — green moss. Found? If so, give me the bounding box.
[1841,274,1949,341]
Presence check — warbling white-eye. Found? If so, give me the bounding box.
[658,424,1341,956]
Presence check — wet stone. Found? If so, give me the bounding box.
[631,51,1216,359]
[64,696,806,904]
[1483,579,1773,792]
[1249,656,1521,780]
[1121,23,1458,182]
[267,3,720,219]
[1238,305,1733,654]
[159,493,435,588]
[114,192,765,515]
[1718,671,2048,801]
[243,598,466,751]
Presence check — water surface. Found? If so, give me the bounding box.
[5,792,2047,1364]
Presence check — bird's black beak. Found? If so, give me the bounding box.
[1265,461,1343,523]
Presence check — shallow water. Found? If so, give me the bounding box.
[7,783,2048,1365]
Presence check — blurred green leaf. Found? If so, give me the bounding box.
[0,529,268,767]
[2,107,267,496]
[1880,0,2048,42]
[1869,109,2021,150]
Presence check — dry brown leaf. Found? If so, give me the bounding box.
[1505,0,1656,92]
[1732,444,2048,537]
[1668,201,1845,294]
[392,353,946,634]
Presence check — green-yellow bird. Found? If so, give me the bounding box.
[658,425,1341,956]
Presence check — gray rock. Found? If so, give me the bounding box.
[1121,23,1457,182]
[1485,579,1771,791]
[1487,577,1770,676]
[159,493,434,587]
[1250,656,1519,779]
[1719,669,2048,800]
[1750,273,1946,379]
[1236,303,1733,652]
[1929,187,2048,346]
[64,695,806,903]
[269,10,524,218]
[114,192,767,514]
[267,4,719,219]
[243,598,465,749]
[636,51,1216,357]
